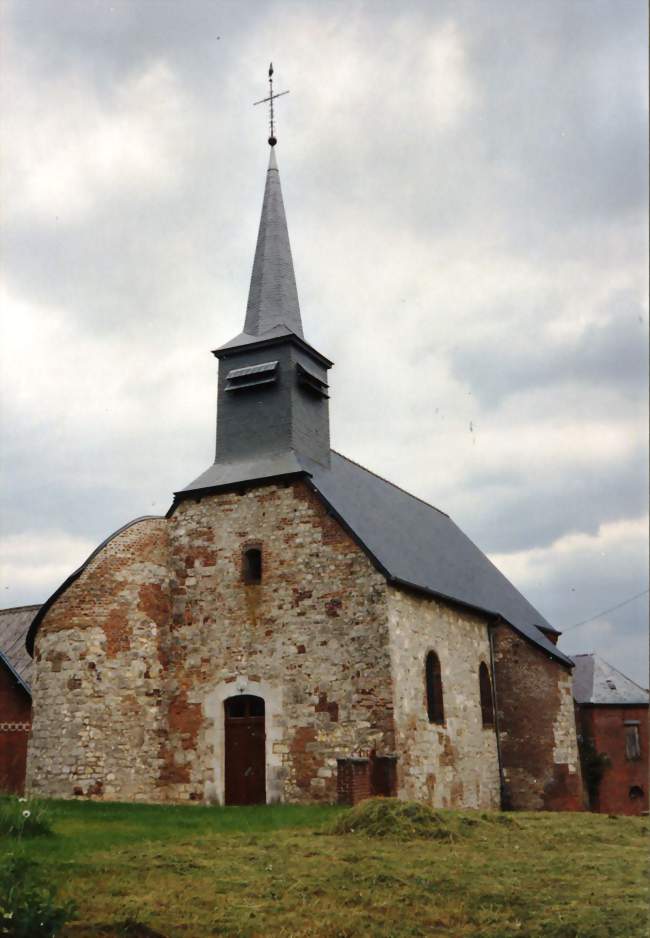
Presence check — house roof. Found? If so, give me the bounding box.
[173,448,572,667]
[572,653,649,706]
[0,605,39,694]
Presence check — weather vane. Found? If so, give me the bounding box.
[253,62,289,147]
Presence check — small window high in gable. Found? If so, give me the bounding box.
[242,547,262,584]
[425,651,444,724]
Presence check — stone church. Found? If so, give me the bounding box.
[25,139,583,812]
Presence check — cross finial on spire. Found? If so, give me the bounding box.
[253,62,289,147]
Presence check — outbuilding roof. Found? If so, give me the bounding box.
[0,605,39,694]
[572,653,649,706]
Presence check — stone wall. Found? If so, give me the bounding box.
[26,518,170,801]
[163,479,394,803]
[386,588,501,809]
[492,624,583,811]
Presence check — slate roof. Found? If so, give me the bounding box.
[0,605,39,694]
[181,451,304,493]
[572,653,649,706]
[174,449,572,667]
[219,147,303,355]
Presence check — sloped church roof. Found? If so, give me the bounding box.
[27,134,573,669]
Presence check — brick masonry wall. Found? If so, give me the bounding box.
[0,665,31,794]
[578,705,648,815]
[163,480,395,804]
[492,624,583,811]
[337,758,371,805]
[26,518,170,801]
[386,589,501,810]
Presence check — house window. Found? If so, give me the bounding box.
[425,651,444,724]
[242,547,262,584]
[624,723,641,760]
[629,785,644,801]
[479,662,494,727]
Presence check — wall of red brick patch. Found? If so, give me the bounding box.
[27,518,170,801]
[0,665,31,794]
[578,705,648,816]
[492,625,583,811]
[337,758,371,805]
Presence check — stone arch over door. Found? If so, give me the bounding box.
[204,677,283,804]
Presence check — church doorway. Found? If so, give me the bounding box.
[224,695,266,805]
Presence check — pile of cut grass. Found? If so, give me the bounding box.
[329,797,517,841]
[329,797,457,840]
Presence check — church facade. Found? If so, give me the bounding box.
[25,143,583,811]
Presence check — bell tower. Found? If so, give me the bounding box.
[178,68,332,499]
[212,145,332,471]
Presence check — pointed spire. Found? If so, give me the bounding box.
[243,149,304,339]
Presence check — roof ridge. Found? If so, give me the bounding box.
[331,450,450,518]
[0,604,42,614]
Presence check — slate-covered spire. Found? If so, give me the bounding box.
[243,147,303,339]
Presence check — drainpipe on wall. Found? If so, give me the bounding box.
[488,620,511,811]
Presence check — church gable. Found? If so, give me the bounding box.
[164,480,394,804]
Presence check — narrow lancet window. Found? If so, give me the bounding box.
[425,651,444,724]
[242,547,262,584]
[479,662,494,727]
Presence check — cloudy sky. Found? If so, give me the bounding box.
[1,0,647,684]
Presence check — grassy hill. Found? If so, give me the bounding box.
[1,797,646,937]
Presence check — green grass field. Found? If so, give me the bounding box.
[1,798,647,938]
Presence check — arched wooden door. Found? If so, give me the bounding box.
[224,695,266,805]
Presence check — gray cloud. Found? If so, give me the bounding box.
[451,293,648,406]
[449,448,648,553]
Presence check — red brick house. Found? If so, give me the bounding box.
[573,653,648,816]
[0,605,38,793]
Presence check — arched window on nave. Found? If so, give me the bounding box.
[479,661,494,727]
[425,651,444,724]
